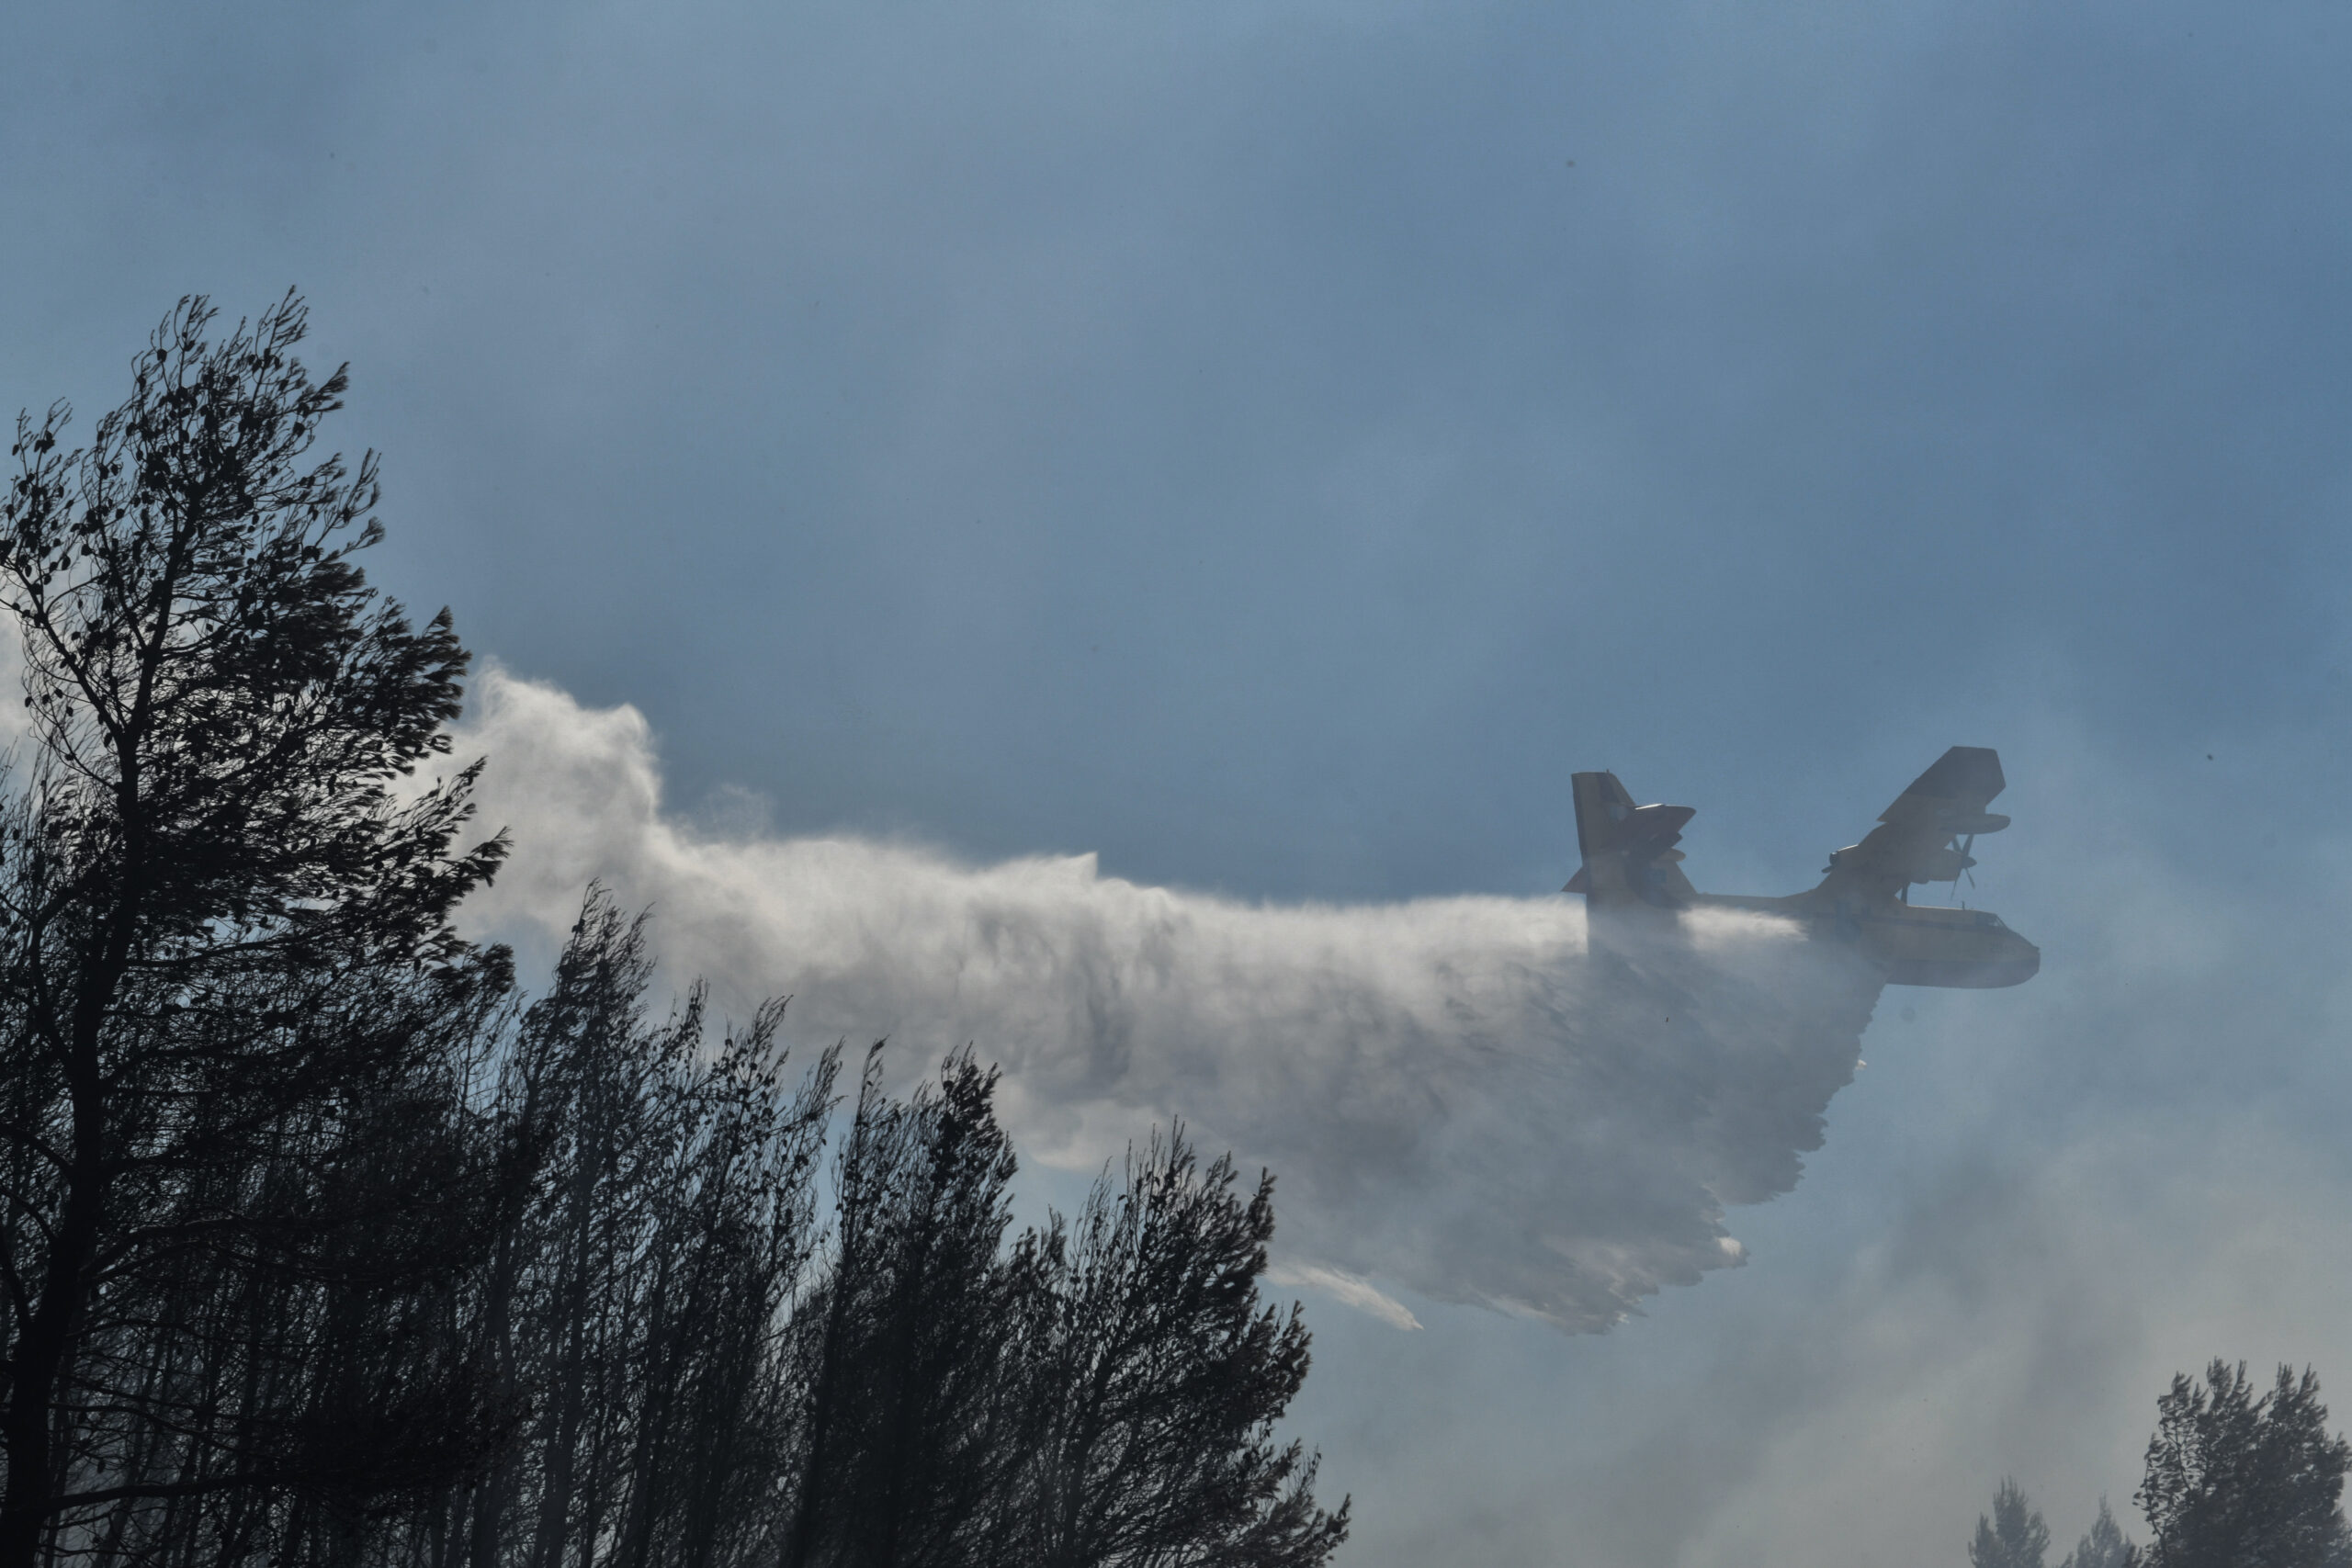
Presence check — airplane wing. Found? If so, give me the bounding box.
[1813,746,2011,904]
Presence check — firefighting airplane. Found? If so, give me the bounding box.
[1566,746,2041,987]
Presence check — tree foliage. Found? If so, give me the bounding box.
[2059,1499,2137,1568]
[2135,1361,2351,1568]
[411,897,1347,1568]
[1025,1131,1341,1568]
[1979,1360,2352,1568]
[1972,1478,2052,1568]
[0,293,512,1568]
[0,297,1346,1568]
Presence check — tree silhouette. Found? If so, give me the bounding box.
[1022,1130,1349,1568]
[0,293,511,1566]
[780,1047,1035,1568]
[2059,1498,2137,1568]
[1971,1477,2052,1568]
[2136,1361,2351,1568]
[0,296,1348,1568]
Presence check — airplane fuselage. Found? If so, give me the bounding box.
[1697,893,2041,988]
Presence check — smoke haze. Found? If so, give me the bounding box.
[451,667,1882,1330]
[10,0,2352,1555]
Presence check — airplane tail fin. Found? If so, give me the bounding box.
[1568,772,1700,910]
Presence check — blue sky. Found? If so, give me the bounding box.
[7,2,2351,1561]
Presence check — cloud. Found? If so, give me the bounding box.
[448,666,1883,1331]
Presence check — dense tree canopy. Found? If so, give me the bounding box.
[0,293,514,1567]
[2136,1362,2350,1568]
[0,298,1347,1568]
[1964,1361,2352,1568]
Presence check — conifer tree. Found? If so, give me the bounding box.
[0,293,511,1566]
[1970,1478,2052,1568]
[2136,1361,2351,1568]
[1024,1129,1349,1568]
[0,298,1350,1568]
[2058,1498,2137,1568]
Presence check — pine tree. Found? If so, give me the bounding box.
[2059,1498,2138,1568]
[0,293,511,1566]
[2136,1361,2352,1568]
[453,890,834,1568]
[1023,1127,1349,1568]
[1971,1478,2052,1568]
[1,297,1351,1568]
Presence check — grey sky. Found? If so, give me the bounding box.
[6,1,2351,1562]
